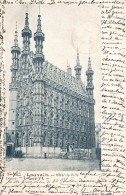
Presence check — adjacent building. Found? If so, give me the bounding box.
[95,123,101,149]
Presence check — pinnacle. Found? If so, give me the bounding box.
[88,56,92,70]
[14,22,18,47]
[75,49,82,70]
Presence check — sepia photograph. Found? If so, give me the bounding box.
[5,4,101,171]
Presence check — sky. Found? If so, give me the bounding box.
[4,4,101,125]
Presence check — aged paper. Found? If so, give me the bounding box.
[0,0,126,194]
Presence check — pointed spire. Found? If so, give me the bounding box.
[25,13,29,27]
[11,22,20,71]
[37,14,42,32]
[86,55,94,97]
[34,13,44,41]
[35,5,42,32]
[87,49,92,70]
[34,12,45,60]
[22,11,32,43]
[88,56,92,70]
[76,48,80,67]
[74,48,82,79]
[14,22,18,47]
[11,22,20,54]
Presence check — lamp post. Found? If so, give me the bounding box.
[22,131,25,148]
[29,130,32,146]
[19,141,21,151]
[40,136,43,158]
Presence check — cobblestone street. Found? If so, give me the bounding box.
[6,158,100,171]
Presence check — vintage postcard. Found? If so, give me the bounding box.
[0,0,126,194]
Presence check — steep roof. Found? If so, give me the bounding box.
[42,61,87,97]
[18,52,88,99]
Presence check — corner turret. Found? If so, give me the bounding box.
[11,23,20,82]
[86,56,95,151]
[86,57,94,99]
[34,14,45,62]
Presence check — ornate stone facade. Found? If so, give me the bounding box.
[8,12,96,152]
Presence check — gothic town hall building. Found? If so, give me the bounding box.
[8,12,96,155]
